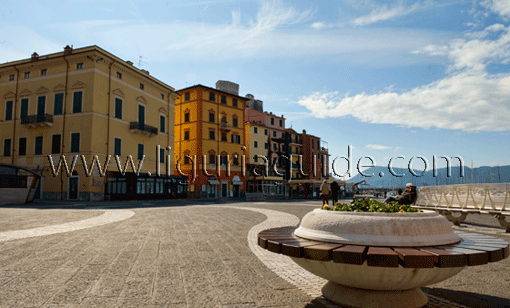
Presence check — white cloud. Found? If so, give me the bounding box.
[296,24,510,132]
[311,21,326,30]
[0,26,63,63]
[366,144,391,150]
[351,1,424,26]
[24,0,445,66]
[481,0,510,20]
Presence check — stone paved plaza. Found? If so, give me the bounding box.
[0,200,509,308]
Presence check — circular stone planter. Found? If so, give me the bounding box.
[291,209,464,308]
[294,209,461,247]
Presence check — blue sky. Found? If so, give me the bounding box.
[1,0,509,179]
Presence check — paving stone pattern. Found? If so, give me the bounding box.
[0,206,323,308]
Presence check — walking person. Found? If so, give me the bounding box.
[330,180,340,205]
[320,180,331,207]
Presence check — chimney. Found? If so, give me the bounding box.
[126,61,134,66]
[31,52,39,61]
[302,129,306,134]
[63,45,73,56]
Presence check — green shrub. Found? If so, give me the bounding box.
[323,199,419,213]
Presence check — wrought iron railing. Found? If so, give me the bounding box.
[129,122,158,135]
[20,114,53,125]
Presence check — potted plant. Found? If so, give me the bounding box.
[290,199,463,308]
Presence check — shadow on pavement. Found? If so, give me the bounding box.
[423,287,510,308]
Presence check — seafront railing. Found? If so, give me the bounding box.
[415,183,510,232]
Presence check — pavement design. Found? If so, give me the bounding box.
[0,200,508,308]
[0,210,135,243]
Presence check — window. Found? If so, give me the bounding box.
[233,117,238,127]
[221,95,226,104]
[116,72,122,79]
[209,112,215,123]
[233,98,238,108]
[160,115,166,133]
[279,119,283,127]
[254,141,258,148]
[3,139,11,157]
[253,155,258,163]
[209,154,215,165]
[220,155,227,166]
[9,75,14,81]
[138,104,145,126]
[52,134,61,154]
[184,112,190,123]
[70,133,80,153]
[265,143,269,149]
[76,63,84,70]
[264,129,268,135]
[254,127,258,134]
[139,83,144,90]
[231,134,240,144]
[209,92,215,101]
[161,94,164,100]
[41,69,47,76]
[35,136,43,155]
[273,143,277,150]
[114,98,122,119]
[73,91,82,113]
[184,92,190,101]
[160,148,165,163]
[221,116,226,124]
[233,156,239,166]
[209,129,215,140]
[20,98,29,120]
[184,156,190,165]
[25,72,30,79]
[221,132,227,142]
[137,144,144,161]
[271,118,274,125]
[5,100,13,121]
[184,130,190,140]
[37,96,46,116]
[53,93,63,115]
[18,138,27,156]
[273,131,276,137]
[114,138,121,157]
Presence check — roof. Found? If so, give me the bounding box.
[176,84,249,100]
[0,45,175,92]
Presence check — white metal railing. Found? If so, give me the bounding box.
[416,183,510,213]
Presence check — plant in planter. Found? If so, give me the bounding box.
[292,200,463,308]
[324,199,419,213]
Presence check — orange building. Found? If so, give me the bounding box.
[174,81,247,198]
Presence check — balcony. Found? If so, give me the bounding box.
[20,114,53,127]
[129,122,158,136]
[220,122,232,131]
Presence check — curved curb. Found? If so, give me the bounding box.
[206,205,327,298]
[0,210,135,243]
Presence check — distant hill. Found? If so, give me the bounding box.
[346,165,510,188]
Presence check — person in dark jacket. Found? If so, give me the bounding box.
[330,180,340,205]
[395,184,417,205]
[385,183,417,205]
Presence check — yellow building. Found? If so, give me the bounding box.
[0,45,185,201]
[174,81,247,198]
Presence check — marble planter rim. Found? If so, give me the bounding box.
[294,208,461,247]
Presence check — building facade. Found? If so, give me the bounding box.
[0,45,184,201]
[174,81,247,198]
[284,128,330,198]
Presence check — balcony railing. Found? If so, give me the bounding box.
[20,114,53,127]
[220,122,232,131]
[129,122,158,136]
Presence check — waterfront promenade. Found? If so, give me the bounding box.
[0,199,508,308]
